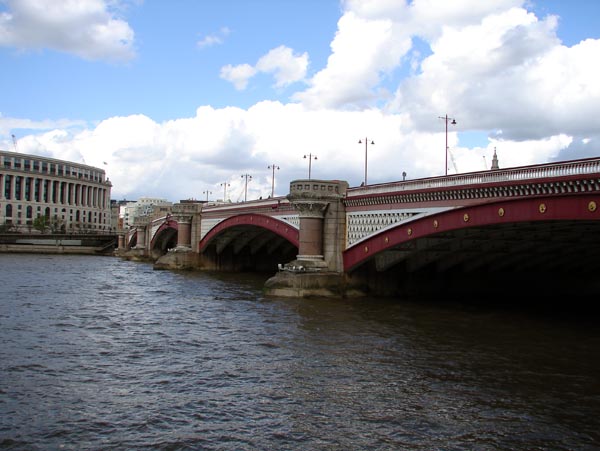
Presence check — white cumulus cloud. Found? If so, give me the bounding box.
[0,0,135,62]
[221,45,308,90]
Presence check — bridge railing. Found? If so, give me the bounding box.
[201,196,289,212]
[347,157,600,197]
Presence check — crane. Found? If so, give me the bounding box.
[448,148,459,173]
[12,134,18,152]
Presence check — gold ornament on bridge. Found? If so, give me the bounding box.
[407,228,412,236]
[433,219,439,228]
[539,203,547,214]
[364,246,369,253]
[463,213,470,222]
[384,236,389,243]
[498,207,505,217]
[589,201,597,212]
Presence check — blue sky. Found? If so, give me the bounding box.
[1,0,599,202]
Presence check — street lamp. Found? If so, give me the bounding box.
[303,153,317,179]
[268,164,279,198]
[438,114,457,176]
[220,182,230,201]
[203,190,212,202]
[358,138,374,185]
[241,174,252,202]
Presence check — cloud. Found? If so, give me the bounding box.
[293,11,411,109]
[0,114,87,137]
[294,0,524,110]
[197,27,230,48]
[220,45,308,90]
[255,45,309,88]
[220,63,257,90]
[389,6,600,145]
[0,0,135,62]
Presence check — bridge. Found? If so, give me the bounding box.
[119,157,600,298]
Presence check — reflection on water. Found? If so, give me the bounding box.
[0,254,598,450]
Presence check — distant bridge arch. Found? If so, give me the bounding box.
[150,218,179,255]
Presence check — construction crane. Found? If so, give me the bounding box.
[12,134,18,152]
[448,148,459,173]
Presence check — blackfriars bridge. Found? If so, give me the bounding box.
[119,157,600,298]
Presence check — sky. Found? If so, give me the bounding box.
[1,0,599,203]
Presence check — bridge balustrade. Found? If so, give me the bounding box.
[347,157,600,198]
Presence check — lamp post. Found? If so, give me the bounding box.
[358,138,374,185]
[438,114,457,176]
[241,174,252,202]
[268,164,279,198]
[303,153,317,179]
[203,190,212,202]
[220,182,230,201]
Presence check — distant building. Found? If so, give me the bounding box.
[0,150,112,233]
[120,197,173,228]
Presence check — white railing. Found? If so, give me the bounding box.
[347,157,600,198]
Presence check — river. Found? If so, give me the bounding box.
[0,254,598,450]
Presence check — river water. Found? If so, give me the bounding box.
[0,254,598,451]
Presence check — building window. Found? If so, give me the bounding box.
[5,204,12,217]
[14,176,21,200]
[4,175,11,199]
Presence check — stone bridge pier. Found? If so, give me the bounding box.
[264,179,364,297]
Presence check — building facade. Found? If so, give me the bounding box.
[121,197,173,228]
[0,150,112,233]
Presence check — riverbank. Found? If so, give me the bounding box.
[0,233,117,255]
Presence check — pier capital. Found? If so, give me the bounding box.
[289,200,329,218]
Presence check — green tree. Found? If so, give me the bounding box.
[49,215,64,233]
[32,215,49,233]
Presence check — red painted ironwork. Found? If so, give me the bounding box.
[198,213,299,252]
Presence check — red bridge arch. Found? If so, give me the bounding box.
[343,193,600,272]
[199,213,299,252]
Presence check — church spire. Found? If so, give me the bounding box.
[491,147,499,170]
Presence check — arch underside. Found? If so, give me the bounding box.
[151,226,178,253]
[344,195,600,298]
[199,214,299,272]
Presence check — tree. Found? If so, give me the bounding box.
[49,215,64,234]
[32,215,49,234]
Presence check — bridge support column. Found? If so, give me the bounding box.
[284,179,348,271]
[117,233,125,249]
[174,216,192,250]
[294,203,328,268]
[264,179,366,298]
[134,225,147,250]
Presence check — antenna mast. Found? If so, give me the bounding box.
[11,134,18,152]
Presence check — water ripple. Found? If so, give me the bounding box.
[0,254,599,450]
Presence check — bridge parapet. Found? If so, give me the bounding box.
[347,157,600,199]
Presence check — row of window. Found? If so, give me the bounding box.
[1,175,108,208]
[2,203,110,228]
[2,156,105,183]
